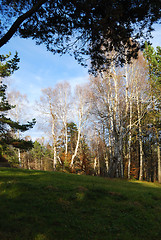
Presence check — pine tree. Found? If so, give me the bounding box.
[144,44,161,183]
[1,1,160,72]
[0,52,36,164]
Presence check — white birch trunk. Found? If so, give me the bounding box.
[70,85,90,168]
[18,148,21,167]
[28,155,30,169]
[118,120,124,178]
[65,123,68,164]
[128,99,132,179]
[125,50,129,115]
[113,61,123,177]
[64,90,68,164]
[136,92,144,181]
[49,98,57,170]
[127,62,134,179]
[94,157,97,171]
[157,138,161,183]
[51,120,57,170]
[107,90,114,177]
[70,127,81,167]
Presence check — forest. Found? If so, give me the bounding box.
[0,43,161,183]
[0,2,161,240]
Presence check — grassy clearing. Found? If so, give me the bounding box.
[0,168,161,240]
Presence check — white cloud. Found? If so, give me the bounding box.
[57,75,89,91]
[151,24,161,48]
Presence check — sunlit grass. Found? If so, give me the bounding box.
[131,180,161,188]
[0,167,161,240]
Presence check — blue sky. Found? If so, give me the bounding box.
[1,23,161,101]
[1,37,89,102]
[1,31,89,140]
[0,23,161,140]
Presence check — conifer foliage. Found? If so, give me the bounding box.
[0,1,161,71]
[0,52,36,162]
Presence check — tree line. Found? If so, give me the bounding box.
[0,52,36,167]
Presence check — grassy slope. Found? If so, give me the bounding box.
[0,168,161,240]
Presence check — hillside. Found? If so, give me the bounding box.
[0,168,161,240]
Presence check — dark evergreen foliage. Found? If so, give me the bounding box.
[0,0,161,72]
[0,53,36,150]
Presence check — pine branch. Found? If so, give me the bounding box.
[0,0,47,48]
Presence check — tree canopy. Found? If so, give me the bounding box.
[0,52,36,149]
[144,43,161,98]
[0,0,161,71]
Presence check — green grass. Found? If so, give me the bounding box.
[0,168,161,240]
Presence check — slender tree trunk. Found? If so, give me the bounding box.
[118,121,124,178]
[112,62,118,177]
[70,85,89,169]
[27,154,30,169]
[49,97,57,170]
[128,99,132,179]
[150,87,161,183]
[125,54,131,178]
[125,51,129,115]
[65,123,68,165]
[107,91,114,177]
[70,128,81,167]
[136,94,144,181]
[155,129,161,183]
[18,148,21,167]
[35,158,38,170]
[113,62,124,178]
[93,157,97,174]
[51,120,57,170]
[157,141,161,183]
[97,154,100,176]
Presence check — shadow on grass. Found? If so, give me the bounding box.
[0,168,161,240]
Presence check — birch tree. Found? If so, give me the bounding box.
[70,84,91,168]
[89,59,125,178]
[54,82,71,166]
[129,53,149,180]
[7,91,29,164]
[37,82,72,169]
[36,87,58,169]
[123,58,137,179]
